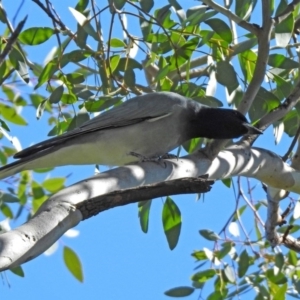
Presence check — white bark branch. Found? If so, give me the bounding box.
[201,0,258,34]
[2,145,300,270]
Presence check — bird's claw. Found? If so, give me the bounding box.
[129,151,175,168]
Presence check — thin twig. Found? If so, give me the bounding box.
[0,16,27,67]
[31,0,67,30]
[273,0,300,24]
[282,124,300,161]
[46,0,62,49]
[201,0,259,35]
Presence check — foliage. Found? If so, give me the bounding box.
[1,0,300,298]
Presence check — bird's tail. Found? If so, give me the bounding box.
[0,158,34,180]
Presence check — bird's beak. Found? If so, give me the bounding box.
[243,123,263,135]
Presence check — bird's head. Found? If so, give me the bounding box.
[192,107,262,139]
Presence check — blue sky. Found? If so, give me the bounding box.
[0,1,294,299]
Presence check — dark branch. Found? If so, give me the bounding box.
[0,16,27,66]
[282,124,300,161]
[77,176,214,220]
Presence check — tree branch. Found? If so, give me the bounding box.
[2,146,300,270]
[201,0,259,35]
[273,0,300,24]
[0,16,27,67]
[77,176,214,220]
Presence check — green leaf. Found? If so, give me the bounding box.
[0,118,10,131]
[191,269,216,283]
[83,96,122,112]
[0,60,10,80]
[42,177,66,193]
[221,178,231,188]
[275,0,294,47]
[19,27,54,45]
[35,60,57,89]
[192,250,207,261]
[66,72,85,84]
[182,137,202,154]
[63,246,84,282]
[0,103,27,125]
[155,4,172,25]
[284,110,300,137]
[199,229,220,241]
[232,38,257,55]
[30,94,49,111]
[139,12,152,40]
[108,38,126,48]
[138,200,151,233]
[238,249,249,277]
[36,99,48,120]
[249,87,281,122]
[185,5,209,26]
[31,181,45,199]
[47,119,72,136]
[0,4,7,23]
[140,0,154,12]
[124,68,136,87]
[1,203,13,218]
[275,14,294,47]
[215,242,233,259]
[118,57,142,71]
[156,65,170,82]
[0,151,7,166]
[268,54,299,69]
[75,0,89,12]
[207,291,225,300]
[224,264,235,283]
[66,50,91,63]
[17,172,29,205]
[2,146,16,157]
[74,87,94,100]
[9,47,29,83]
[162,197,181,250]
[288,250,298,266]
[69,7,99,41]
[0,193,20,203]
[109,55,120,73]
[272,73,293,99]
[67,109,90,131]
[10,266,25,277]
[168,0,186,23]
[273,283,287,300]
[226,285,252,299]
[238,49,257,83]
[215,61,239,95]
[235,0,257,20]
[278,224,300,234]
[164,286,195,297]
[275,252,284,272]
[266,269,287,284]
[232,205,247,221]
[204,18,232,43]
[112,0,126,10]
[61,94,77,104]
[49,85,64,104]
[76,24,88,48]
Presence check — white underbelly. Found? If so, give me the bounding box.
[24,119,183,169]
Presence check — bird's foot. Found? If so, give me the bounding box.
[128,152,176,167]
[160,153,178,160]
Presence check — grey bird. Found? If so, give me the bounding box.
[0,92,262,179]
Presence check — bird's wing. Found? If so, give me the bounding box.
[79,92,182,130]
[15,92,187,159]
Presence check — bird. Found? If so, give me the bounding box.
[0,92,262,180]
